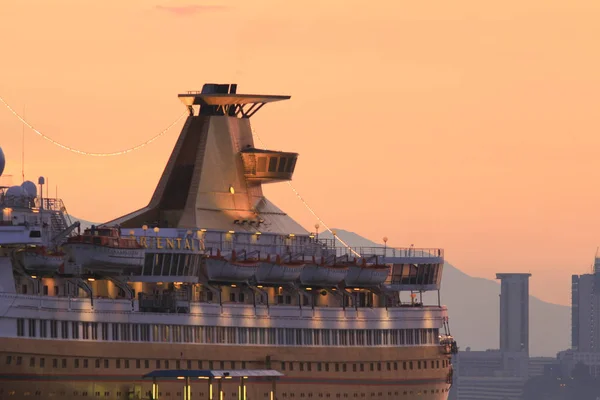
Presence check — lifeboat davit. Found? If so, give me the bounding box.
[344,259,391,286]
[300,256,349,286]
[63,226,144,274]
[15,246,65,273]
[255,254,305,284]
[204,249,261,283]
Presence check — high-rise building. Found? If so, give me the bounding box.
[496,273,531,354]
[571,257,600,352]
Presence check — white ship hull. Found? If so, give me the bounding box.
[204,258,260,283]
[344,265,391,286]
[255,261,305,283]
[300,264,349,286]
[63,243,144,273]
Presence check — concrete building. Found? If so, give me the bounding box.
[496,273,531,354]
[571,257,600,352]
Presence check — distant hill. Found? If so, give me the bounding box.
[66,219,569,356]
[319,229,570,357]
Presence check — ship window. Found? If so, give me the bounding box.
[352,364,356,372]
[104,359,109,368]
[74,359,79,368]
[145,360,150,369]
[386,362,391,371]
[394,362,398,370]
[72,322,79,339]
[257,157,267,173]
[95,359,100,368]
[278,158,287,172]
[61,359,66,368]
[27,319,36,337]
[84,359,88,368]
[116,359,121,368]
[360,363,364,372]
[342,364,347,372]
[16,319,25,336]
[40,358,45,368]
[436,360,440,368]
[268,157,278,172]
[287,158,297,173]
[43,286,48,295]
[29,357,35,367]
[61,321,69,339]
[6,355,12,365]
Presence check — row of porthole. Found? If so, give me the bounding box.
[6,354,450,374]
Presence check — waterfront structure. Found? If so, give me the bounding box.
[0,84,456,400]
[496,273,531,354]
[571,256,600,352]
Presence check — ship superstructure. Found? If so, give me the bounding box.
[0,84,456,400]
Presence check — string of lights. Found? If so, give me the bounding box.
[251,129,360,257]
[0,95,187,157]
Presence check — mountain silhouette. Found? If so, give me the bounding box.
[319,229,569,357]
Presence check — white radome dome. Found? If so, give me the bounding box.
[0,147,5,177]
[21,181,37,198]
[5,185,24,198]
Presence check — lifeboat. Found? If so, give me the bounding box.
[255,254,305,284]
[15,246,65,273]
[63,226,144,274]
[300,256,349,286]
[204,249,261,283]
[344,259,391,286]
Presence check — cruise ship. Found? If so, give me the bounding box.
[0,84,457,400]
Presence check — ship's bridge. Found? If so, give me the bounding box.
[240,147,298,183]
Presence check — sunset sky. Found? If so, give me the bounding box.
[1,0,600,305]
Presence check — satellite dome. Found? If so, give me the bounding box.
[0,147,5,177]
[5,185,24,198]
[21,181,37,198]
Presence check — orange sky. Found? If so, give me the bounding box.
[1,0,600,306]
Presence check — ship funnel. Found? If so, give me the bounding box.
[107,84,307,235]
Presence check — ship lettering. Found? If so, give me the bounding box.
[138,236,148,248]
[175,238,182,249]
[166,238,175,249]
[156,237,163,249]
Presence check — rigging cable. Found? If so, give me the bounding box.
[0,95,187,157]
[251,129,360,257]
